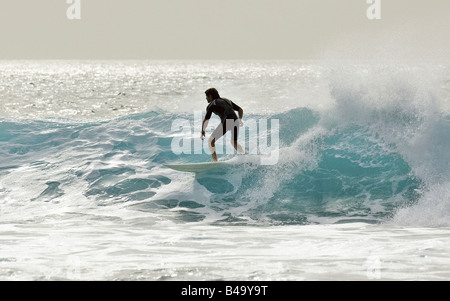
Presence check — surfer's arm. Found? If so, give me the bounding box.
[237,107,243,120]
[201,108,214,139]
[232,102,244,126]
[201,118,210,140]
[238,109,244,127]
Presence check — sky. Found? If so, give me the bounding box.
[0,0,448,60]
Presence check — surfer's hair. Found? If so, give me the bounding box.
[205,88,220,100]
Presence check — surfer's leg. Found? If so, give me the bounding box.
[232,140,244,154]
[208,137,218,162]
[208,124,225,162]
[230,123,244,154]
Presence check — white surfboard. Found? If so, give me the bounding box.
[164,161,229,173]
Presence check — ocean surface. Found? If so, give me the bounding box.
[0,60,449,280]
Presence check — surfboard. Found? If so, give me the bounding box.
[164,161,228,173]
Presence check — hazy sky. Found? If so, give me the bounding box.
[0,0,448,60]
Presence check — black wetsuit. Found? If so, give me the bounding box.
[205,98,242,141]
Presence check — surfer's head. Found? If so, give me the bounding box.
[205,88,220,102]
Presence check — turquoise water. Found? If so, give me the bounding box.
[0,107,427,225]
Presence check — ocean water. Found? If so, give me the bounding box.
[0,60,449,280]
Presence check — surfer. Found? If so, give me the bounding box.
[201,88,244,162]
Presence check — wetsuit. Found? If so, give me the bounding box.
[204,98,242,141]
